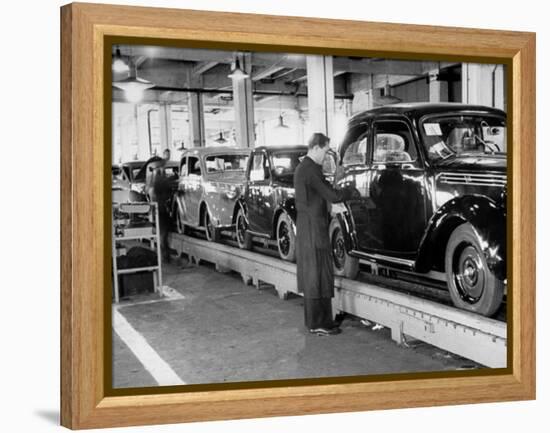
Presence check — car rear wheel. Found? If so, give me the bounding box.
[329,218,359,279]
[235,207,252,250]
[203,208,219,242]
[276,212,296,262]
[445,223,504,317]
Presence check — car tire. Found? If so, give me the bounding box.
[329,217,359,279]
[445,223,504,317]
[203,208,220,243]
[276,212,296,262]
[175,207,186,235]
[235,207,252,250]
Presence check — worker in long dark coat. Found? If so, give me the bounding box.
[294,133,352,336]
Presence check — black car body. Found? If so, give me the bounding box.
[331,103,507,316]
[235,145,337,261]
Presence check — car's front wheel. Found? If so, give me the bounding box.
[445,223,504,317]
[329,218,359,279]
[202,208,219,242]
[175,208,186,235]
[235,207,252,250]
[276,212,296,262]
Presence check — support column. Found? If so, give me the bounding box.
[231,53,255,148]
[158,102,172,153]
[462,63,505,109]
[428,71,449,102]
[188,92,205,148]
[136,105,151,159]
[306,55,335,139]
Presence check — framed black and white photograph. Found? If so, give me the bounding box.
[60,2,535,429]
[110,43,509,390]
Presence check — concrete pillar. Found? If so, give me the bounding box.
[158,102,172,152]
[136,105,151,159]
[187,92,205,148]
[428,71,449,102]
[306,55,335,138]
[462,63,505,109]
[231,53,255,147]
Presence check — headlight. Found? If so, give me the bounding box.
[225,186,238,200]
[131,183,146,194]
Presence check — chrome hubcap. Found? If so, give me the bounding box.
[278,222,290,255]
[454,245,485,303]
[332,229,346,269]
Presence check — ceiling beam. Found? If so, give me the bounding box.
[116,46,457,77]
[252,65,286,81]
[192,61,218,75]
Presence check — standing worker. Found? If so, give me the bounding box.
[147,158,173,262]
[294,132,353,336]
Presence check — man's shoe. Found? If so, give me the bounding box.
[309,327,342,336]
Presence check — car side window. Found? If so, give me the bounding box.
[322,151,337,176]
[343,136,368,166]
[179,157,188,177]
[250,152,268,182]
[373,120,418,164]
[341,123,369,166]
[188,156,201,176]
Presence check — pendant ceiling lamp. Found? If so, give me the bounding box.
[215,131,227,144]
[112,46,129,74]
[113,60,155,103]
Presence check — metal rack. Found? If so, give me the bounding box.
[112,202,163,303]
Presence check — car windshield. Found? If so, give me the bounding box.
[419,114,507,163]
[112,166,124,181]
[270,150,307,180]
[205,154,249,174]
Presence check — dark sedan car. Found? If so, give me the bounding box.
[235,145,337,262]
[330,103,507,317]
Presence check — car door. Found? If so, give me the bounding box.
[176,156,189,222]
[185,155,203,225]
[336,122,373,250]
[365,117,429,256]
[246,150,272,235]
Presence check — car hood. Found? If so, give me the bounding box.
[435,154,507,172]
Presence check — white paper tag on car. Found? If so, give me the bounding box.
[332,202,347,214]
[423,123,443,136]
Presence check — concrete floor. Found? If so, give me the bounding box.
[113,259,481,389]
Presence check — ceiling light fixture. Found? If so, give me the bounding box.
[113,60,155,103]
[215,131,227,144]
[276,114,289,129]
[112,46,129,74]
[275,95,290,129]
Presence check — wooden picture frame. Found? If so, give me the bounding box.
[60,2,536,429]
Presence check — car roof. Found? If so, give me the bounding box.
[348,102,506,124]
[253,145,308,152]
[181,146,252,157]
[120,161,146,168]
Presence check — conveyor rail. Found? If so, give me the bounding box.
[168,233,507,368]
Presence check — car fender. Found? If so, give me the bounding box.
[272,198,297,237]
[233,198,249,224]
[416,194,506,280]
[330,202,357,253]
